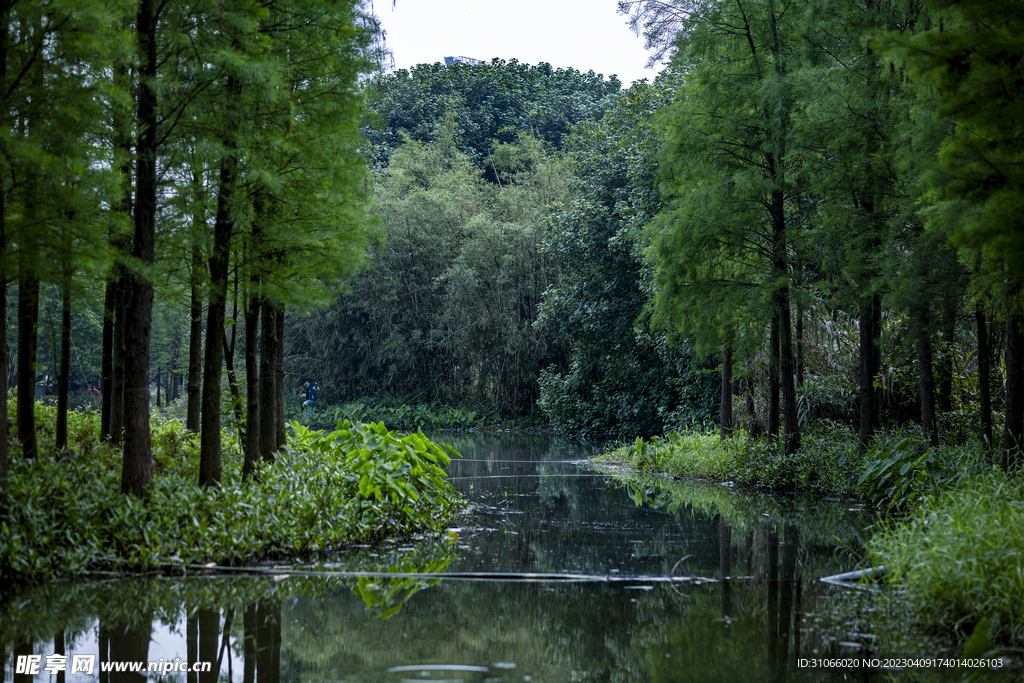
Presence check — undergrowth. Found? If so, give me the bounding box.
[0,403,464,585]
[597,420,994,506]
[865,472,1024,651]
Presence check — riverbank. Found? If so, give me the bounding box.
[595,419,1024,661]
[0,405,464,585]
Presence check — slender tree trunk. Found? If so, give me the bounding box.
[1003,310,1024,472]
[56,275,72,453]
[916,312,939,447]
[859,294,881,452]
[259,302,278,462]
[222,333,244,430]
[779,287,800,454]
[275,307,286,450]
[105,55,133,442]
[155,369,161,408]
[199,118,239,488]
[977,304,992,452]
[720,343,733,439]
[17,269,39,460]
[187,242,203,433]
[243,294,261,478]
[122,0,159,496]
[768,315,780,441]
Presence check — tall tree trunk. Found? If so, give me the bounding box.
[243,294,261,478]
[720,342,733,439]
[105,55,133,442]
[56,275,72,453]
[122,0,159,496]
[1003,309,1024,472]
[199,113,239,488]
[916,312,939,447]
[976,304,992,453]
[779,287,800,454]
[155,369,161,408]
[187,241,203,433]
[259,302,278,462]
[767,315,780,441]
[275,307,286,450]
[859,294,881,452]
[17,269,39,460]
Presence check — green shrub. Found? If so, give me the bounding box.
[0,405,464,584]
[867,472,1024,647]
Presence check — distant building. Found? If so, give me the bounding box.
[444,55,485,66]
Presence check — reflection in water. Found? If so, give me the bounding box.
[5,432,1005,681]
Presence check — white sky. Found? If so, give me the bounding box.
[372,0,662,87]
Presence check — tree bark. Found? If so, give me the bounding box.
[779,287,800,454]
[243,294,261,478]
[199,121,239,488]
[976,304,992,453]
[259,302,278,462]
[768,314,780,441]
[720,343,733,439]
[17,268,39,460]
[187,241,203,433]
[1003,310,1024,472]
[122,0,158,497]
[916,312,939,447]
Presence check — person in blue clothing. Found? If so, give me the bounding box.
[301,378,319,415]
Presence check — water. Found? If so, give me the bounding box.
[3,432,896,682]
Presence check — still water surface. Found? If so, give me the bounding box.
[4,433,891,682]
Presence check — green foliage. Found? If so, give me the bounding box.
[0,404,463,584]
[288,128,567,418]
[867,472,1024,648]
[535,76,718,438]
[363,59,621,175]
[600,420,995,505]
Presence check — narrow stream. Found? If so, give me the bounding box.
[4,432,893,682]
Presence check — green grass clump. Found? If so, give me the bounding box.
[0,404,463,585]
[598,421,864,495]
[597,420,993,503]
[867,472,1024,647]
